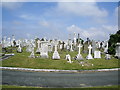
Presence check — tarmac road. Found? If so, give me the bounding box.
[2,70,119,88]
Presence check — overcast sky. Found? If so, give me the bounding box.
[1,1,119,41]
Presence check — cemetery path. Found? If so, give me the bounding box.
[2,70,119,88]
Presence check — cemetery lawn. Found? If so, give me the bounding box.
[1,47,120,70]
[1,85,120,88]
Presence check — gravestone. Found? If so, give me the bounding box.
[104,41,108,53]
[70,41,73,51]
[40,44,49,58]
[24,39,28,46]
[16,40,19,46]
[97,42,101,49]
[115,43,120,59]
[76,42,83,60]
[101,41,105,49]
[17,44,22,53]
[59,44,62,50]
[100,42,103,49]
[36,48,41,54]
[94,51,101,58]
[3,36,7,48]
[73,32,77,46]
[29,47,35,58]
[52,44,60,60]
[86,45,93,59]
[11,35,15,47]
[48,45,53,52]
[62,41,65,50]
[105,54,111,60]
[83,41,89,53]
[21,39,26,47]
[66,45,70,51]
[26,44,32,52]
[33,40,36,48]
[36,40,41,53]
[66,54,73,63]
[92,40,96,54]
[77,33,80,44]
[73,32,77,51]
[7,38,11,47]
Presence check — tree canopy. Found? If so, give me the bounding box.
[108,30,120,55]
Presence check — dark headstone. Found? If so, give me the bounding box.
[92,40,96,54]
[83,41,89,53]
[62,41,65,50]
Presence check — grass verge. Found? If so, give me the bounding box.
[1,47,119,70]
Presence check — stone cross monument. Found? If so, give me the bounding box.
[86,45,93,59]
[52,40,60,60]
[76,40,83,60]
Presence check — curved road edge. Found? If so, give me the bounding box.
[0,67,120,73]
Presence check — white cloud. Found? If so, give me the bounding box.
[66,24,118,41]
[67,24,83,32]
[19,15,29,19]
[102,25,118,32]
[57,2,108,18]
[19,14,36,20]
[82,28,106,40]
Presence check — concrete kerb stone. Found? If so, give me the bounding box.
[0,67,120,73]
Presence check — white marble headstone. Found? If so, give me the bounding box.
[29,47,35,58]
[70,41,73,51]
[86,45,93,59]
[26,43,33,52]
[73,32,77,46]
[76,43,83,60]
[60,44,62,49]
[40,44,49,58]
[94,51,101,58]
[36,40,41,53]
[105,54,111,60]
[66,54,73,63]
[52,44,60,60]
[17,44,22,53]
[115,43,120,59]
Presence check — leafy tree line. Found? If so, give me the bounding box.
[108,30,120,55]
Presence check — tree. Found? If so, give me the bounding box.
[76,38,84,44]
[108,30,120,55]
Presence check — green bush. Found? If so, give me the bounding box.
[108,30,120,55]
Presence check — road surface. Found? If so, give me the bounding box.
[2,70,119,88]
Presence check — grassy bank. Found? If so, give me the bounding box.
[1,47,119,70]
[1,85,119,88]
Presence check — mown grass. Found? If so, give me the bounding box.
[1,47,119,70]
[1,85,120,89]
[1,85,41,88]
